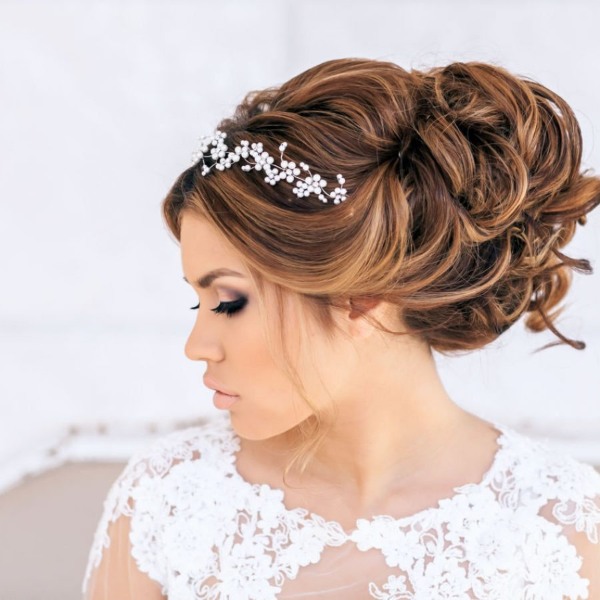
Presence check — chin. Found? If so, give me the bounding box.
[229,410,313,442]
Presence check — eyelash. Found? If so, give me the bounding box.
[190,296,248,318]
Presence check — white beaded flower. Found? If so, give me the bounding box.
[190,129,348,204]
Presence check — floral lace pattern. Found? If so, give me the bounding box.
[82,412,600,599]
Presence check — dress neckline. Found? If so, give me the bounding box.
[225,416,513,537]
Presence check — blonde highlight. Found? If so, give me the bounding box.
[162,57,600,477]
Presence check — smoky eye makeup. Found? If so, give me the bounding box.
[190,295,248,318]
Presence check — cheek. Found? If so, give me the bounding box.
[225,307,283,389]
[228,312,315,433]
[239,329,289,394]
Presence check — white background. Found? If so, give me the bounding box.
[1,0,599,492]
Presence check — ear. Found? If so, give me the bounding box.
[345,296,383,339]
[348,296,380,319]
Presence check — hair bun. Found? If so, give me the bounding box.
[396,61,600,350]
[164,58,600,354]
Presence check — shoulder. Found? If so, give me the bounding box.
[82,412,238,594]
[497,425,600,597]
[128,412,236,471]
[499,425,600,523]
[108,411,237,510]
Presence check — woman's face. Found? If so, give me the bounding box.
[180,211,345,441]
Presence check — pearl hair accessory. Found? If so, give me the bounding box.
[190,129,348,204]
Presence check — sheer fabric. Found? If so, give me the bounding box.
[82,412,600,599]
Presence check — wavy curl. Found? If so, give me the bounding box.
[162,58,600,479]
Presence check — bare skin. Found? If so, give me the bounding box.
[234,410,501,531]
[180,211,503,525]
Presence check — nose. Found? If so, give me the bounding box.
[184,315,224,362]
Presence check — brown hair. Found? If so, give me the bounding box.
[161,58,600,480]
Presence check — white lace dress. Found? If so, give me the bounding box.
[82,411,600,599]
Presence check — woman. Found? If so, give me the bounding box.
[82,58,600,599]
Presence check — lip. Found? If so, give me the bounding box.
[203,376,239,397]
[213,390,239,410]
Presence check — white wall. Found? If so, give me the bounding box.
[1,0,599,492]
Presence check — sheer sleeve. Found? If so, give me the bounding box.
[571,512,600,600]
[536,459,600,600]
[82,442,173,600]
[83,512,166,600]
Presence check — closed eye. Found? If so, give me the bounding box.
[190,296,248,318]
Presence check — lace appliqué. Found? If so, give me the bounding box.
[82,413,600,600]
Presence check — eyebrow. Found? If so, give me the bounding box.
[182,268,245,289]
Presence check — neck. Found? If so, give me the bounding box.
[258,343,474,509]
